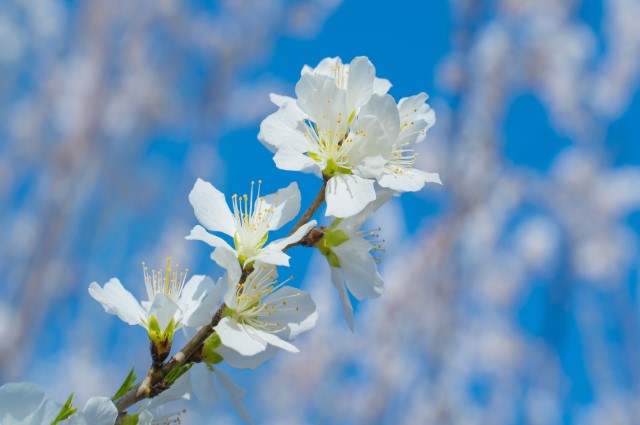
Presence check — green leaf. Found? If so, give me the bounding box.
[50,393,78,425]
[112,368,137,401]
[165,362,194,385]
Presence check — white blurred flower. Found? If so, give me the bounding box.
[187,178,316,268]
[0,382,117,425]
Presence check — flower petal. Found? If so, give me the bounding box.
[259,102,312,154]
[333,237,384,300]
[397,92,436,145]
[0,382,46,421]
[330,267,354,331]
[373,77,392,95]
[258,182,301,231]
[249,328,299,353]
[211,244,242,286]
[216,344,279,370]
[149,293,180,331]
[191,364,219,405]
[180,275,222,328]
[273,148,322,175]
[249,249,291,267]
[359,94,400,140]
[185,225,229,249]
[215,317,267,356]
[325,174,376,218]
[88,278,146,326]
[267,220,317,254]
[262,286,317,339]
[338,189,394,235]
[379,169,442,192]
[214,368,253,425]
[189,179,236,236]
[346,56,376,112]
[70,397,118,425]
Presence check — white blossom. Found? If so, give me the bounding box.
[187,178,316,269]
[259,56,440,218]
[318,191,392,329]
[89,260,219,339]
[213,248,317,361]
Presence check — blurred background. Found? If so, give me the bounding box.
[1,0,640,423]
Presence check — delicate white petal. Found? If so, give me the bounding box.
[262,286,317,339]
[248,249,291,267]
[269,93,294,107]
[216,344,279,370]
[191,364,219,405]
[346,115,391,167]
[211,244,242,285]
[149,293,180,331]
[137,411,153,425]
[333,237,384,300]
[397,92,436,145]
[215,317,267,356]
[273,148,322,175]
[62,397,117,425]
[28,399,60,425]
[295,74,348,134]
[185,225,229,248]
[338,190,394,235]
[379,169,442,192]
[259,182,301,231]
[325,174,376,218]
[0,382,46,421]
[180,275,222,328]
[346,56,375,111]
[189,179,236,236]
[214,369,253,425]
[249,328,299,353]
[267,220,317,253]
[88,279,146,326]
[330,267,354,330]
[308,57,343,77]
[359,94,400,139]
[259,102,311,152]
[373,77,392,95]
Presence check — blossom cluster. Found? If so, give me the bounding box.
[3,56,439,424]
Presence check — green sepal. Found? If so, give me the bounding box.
[316,228,349,268]
[121,414,139,425]
[323,157,352,177]
[50,393,77,425]
[165,362,194,385]
[202,332,224,365]
[112,368,137,401]
[147,315,176,345]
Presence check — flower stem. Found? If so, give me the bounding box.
[286,178,328,238]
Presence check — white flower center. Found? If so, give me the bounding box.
[231,180,277,262]
[303,118,361,174]
[142,258,188,302]
[230,265,301,334]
